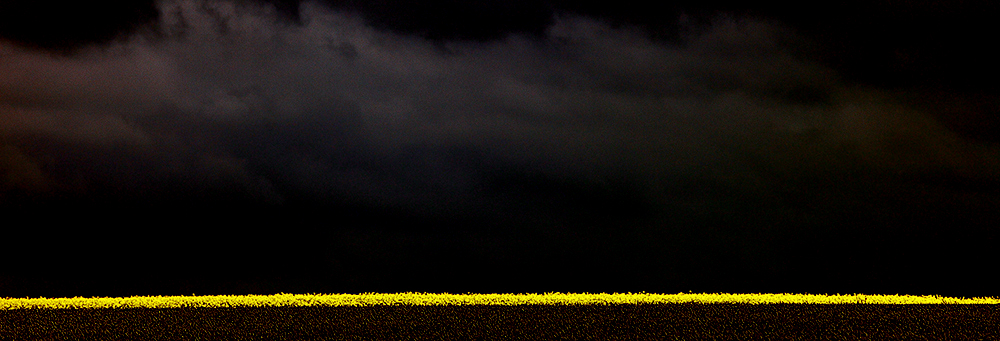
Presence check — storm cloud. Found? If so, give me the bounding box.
[2,0,998,297]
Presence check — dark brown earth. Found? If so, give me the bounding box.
[2,303,998,340]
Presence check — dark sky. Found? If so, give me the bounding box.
[1,0,998,299]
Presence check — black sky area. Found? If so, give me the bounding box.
[1,0,998,300]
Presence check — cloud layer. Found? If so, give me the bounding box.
[6,2,996,205]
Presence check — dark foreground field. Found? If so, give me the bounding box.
[3,303,998,340]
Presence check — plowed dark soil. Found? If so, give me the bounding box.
[2,304,998,340]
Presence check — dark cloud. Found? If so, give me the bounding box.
[2,0,998,298]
